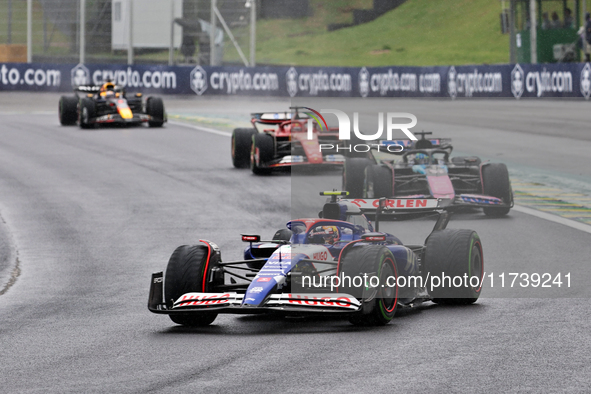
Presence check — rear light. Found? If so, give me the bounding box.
[242,235,260,242]
[361,233,386,242]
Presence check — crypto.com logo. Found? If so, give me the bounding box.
[71,63,90,87]
[304,107,417,152]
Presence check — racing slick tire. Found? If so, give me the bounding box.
[232,128,256,168]
[423,229,483,305]
[342,158,372,198]
[251,133,274,175]
[164,244,221,326]
[59,96,78,125]
[365,165,393,198]
[481,163,512,216]
[146,97,165,127]
[272,228,292,242]
[79,98,96,129]
[339,246,398,326]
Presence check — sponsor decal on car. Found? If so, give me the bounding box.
[312,251,328,261]
[284,294,359,309]
[175,293,232,307]
[348,198,438,209]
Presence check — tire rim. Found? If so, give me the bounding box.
[470,242,483,292]
[380,257,397,313]
[82,107,88,124]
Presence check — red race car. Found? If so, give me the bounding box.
[231,107,347,175]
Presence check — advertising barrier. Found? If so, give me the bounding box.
[1,61,590,99]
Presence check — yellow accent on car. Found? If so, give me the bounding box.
[118,107,133,119]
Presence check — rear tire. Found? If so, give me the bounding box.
[482,163,512,216]
[79,98,96,129]
[424,229,483,304]
[251,133,274,175]
[59,96,78,125]
[232,128,256,168]
[342,158,372,198]
[164,244,220,326]
[339,246,398,326]
[365,165,393,198]
[272,228,292,242]
[146,97,165,127]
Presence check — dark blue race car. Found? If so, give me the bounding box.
[149,192,484,327]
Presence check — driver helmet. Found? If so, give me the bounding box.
[309,226,340,245]
[414,152,430,164]
[100,82,115,92]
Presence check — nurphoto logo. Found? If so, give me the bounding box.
[304,107,418,153]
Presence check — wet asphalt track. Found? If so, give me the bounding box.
[0,93,590,393]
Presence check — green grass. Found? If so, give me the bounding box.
[1,0,511,67]
[0,1,72,56]
[242,0,511,67]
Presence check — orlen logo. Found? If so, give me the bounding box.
[304,107,417,153]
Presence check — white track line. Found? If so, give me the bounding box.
[170,119,591,235]
[168,119,232,137]
[513,205,591,234]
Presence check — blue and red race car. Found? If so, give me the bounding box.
[231,108,346,175]
[149,192,484,327]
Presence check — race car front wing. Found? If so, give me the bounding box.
[148,272,362,315]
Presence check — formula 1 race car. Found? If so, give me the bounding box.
[343,132,513,216]
[148,191,484,327]
[231,107,346,175]
[58,81,166,128]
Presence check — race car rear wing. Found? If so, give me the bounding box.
[320,191,451,233]
[251,111,312,125]
[75,85,101,93]
[342,196,451,232]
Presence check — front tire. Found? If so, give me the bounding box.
[146,97,165,127]
[424,229,483,304]
[164,244,220,326]
[232,128,256,168]
[342,158,372,198]
[482,163,512,216]
[59,96,78,125]
[79,98,95,129]
[339,246,398,326]
[251,133,274,175]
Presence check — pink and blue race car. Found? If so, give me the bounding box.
[343,132,513,216]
